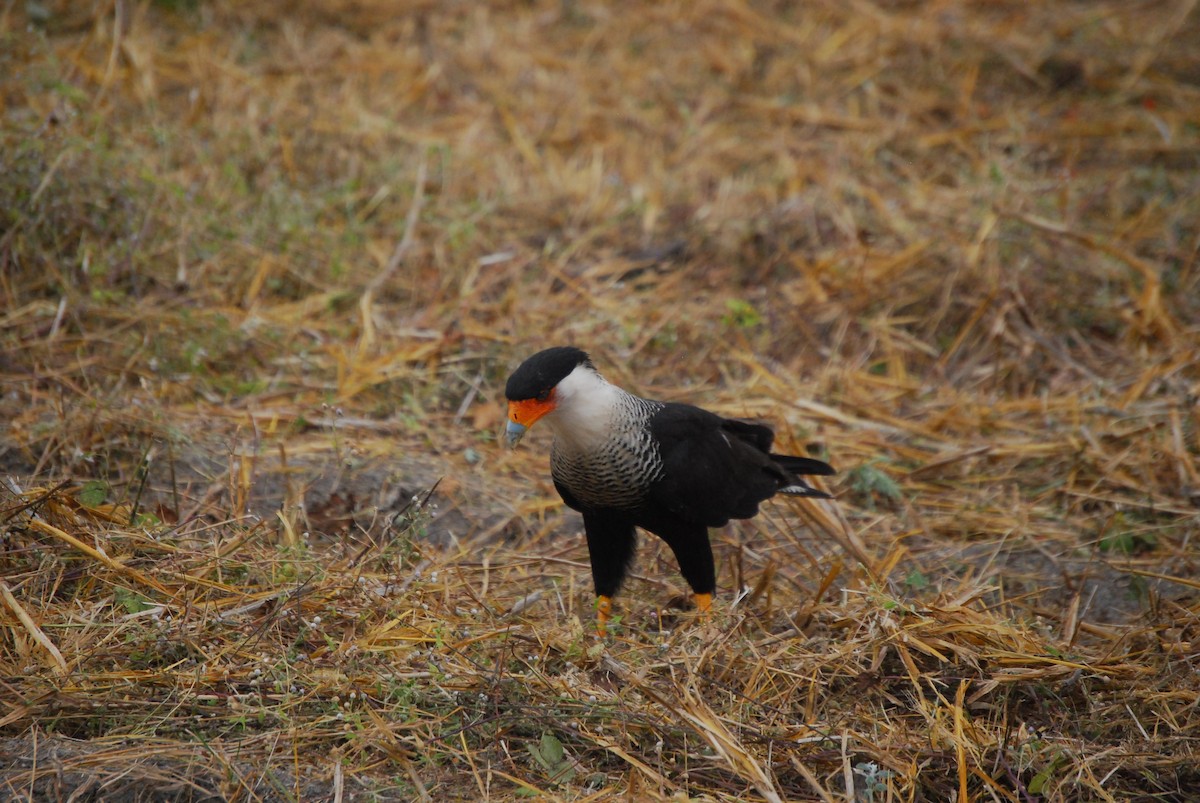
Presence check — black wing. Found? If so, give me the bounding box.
[720,414,835,482]
[644,403,804,527]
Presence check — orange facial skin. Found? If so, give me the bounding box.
[504,393,557,448]
[507,395,556,429]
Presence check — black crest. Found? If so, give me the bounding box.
[505,346,593,400]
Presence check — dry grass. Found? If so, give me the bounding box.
[3,0,1200,800]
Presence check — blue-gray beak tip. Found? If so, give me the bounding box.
[504,420,527,448]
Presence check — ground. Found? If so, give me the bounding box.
[2,1,1199,801]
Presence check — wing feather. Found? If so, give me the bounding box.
[645,404,793,526]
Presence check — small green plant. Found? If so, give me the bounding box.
[1028,750,1065,795]
[114,586,153,615]
[78,480,108,508]
[1098,515,1158,555]
[904,569,929,591]
[722,298,763,329]
[853,761,893,802]
[1099,530,1158,555]
[847,461,903,509]
[526,732,575,786]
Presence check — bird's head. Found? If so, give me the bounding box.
[504,346,595,447]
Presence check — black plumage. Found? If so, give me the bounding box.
[505,346,592,401]
[504,346,834,630]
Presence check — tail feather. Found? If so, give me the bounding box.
[771,454,834,498]
[779,481,832,499]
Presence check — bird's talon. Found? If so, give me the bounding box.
[595,595,613,635]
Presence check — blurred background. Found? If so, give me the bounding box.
[2,1,1198,799]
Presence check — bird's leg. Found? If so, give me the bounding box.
[654,523,716,623]
[595,595,613,634]
[582,513,635,635]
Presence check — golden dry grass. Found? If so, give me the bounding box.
[2,0,1199,800]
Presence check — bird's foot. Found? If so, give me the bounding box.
[595,595,613,635]
[693,592,713,618]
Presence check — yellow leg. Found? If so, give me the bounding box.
[595,595,613,634]
[693,592,713,617]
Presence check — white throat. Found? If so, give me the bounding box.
[544,364,623,452]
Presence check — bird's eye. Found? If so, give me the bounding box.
[536,389,551,402]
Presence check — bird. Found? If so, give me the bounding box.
[504,346,835,632]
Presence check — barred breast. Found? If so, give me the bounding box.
[550,395,664,510]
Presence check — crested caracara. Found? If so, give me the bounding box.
[505,346,834,632]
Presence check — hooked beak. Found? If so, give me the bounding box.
[505,396,555,448]
[505,419,528,448]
